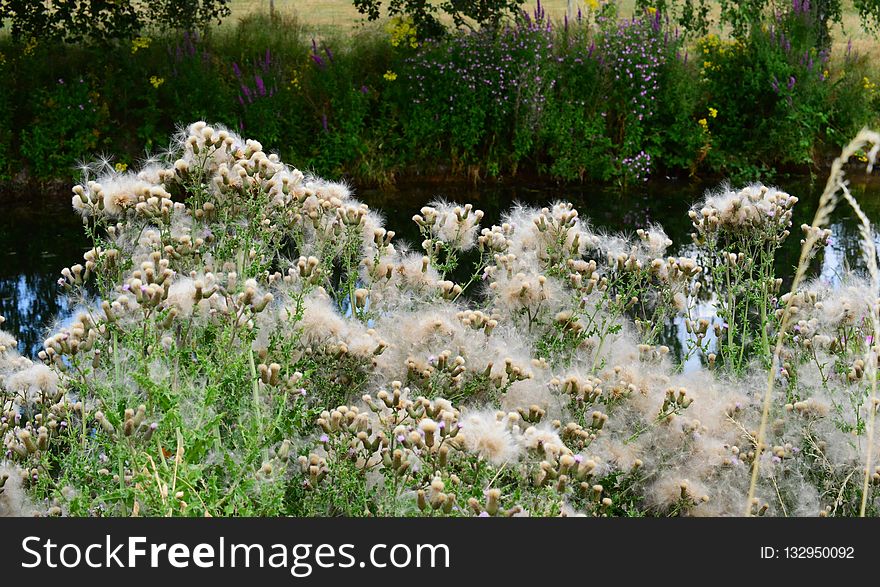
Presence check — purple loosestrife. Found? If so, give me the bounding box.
[310,38,327,69]
[621,150,652,182]
[232,48,282,123]
[600,13,666,121]
[404,9,555,120]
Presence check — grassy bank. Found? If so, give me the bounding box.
[0,4,878,187]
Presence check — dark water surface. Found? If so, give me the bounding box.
[2,176,879,359]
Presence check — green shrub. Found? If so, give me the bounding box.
[0,0,231,43]
[19,76,110,180]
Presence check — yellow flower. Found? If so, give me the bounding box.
[698,118,709,132]
[131,36,152,54]
[383,70,398,82]
[115,162,128,173]
[588,0,599,9]
[149,76,165,89]
[863,77,877,94]
[23,37,37,56]
[386,16,418,49]
[647,7,657,16]
[708,107,718,118]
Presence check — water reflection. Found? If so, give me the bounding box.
[2,177,878,359]
[0,192,91,357]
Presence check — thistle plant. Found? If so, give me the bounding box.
[4,123,880,518]
[689,185,798,373]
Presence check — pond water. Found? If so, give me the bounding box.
[2,175,879,362]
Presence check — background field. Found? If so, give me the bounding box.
[226,0,878,56]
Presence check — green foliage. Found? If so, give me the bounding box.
[400,10,554,176]
[19,76,110,180]
[0,7,879,186]
[352,0,526,39]
[0,0,230,43]
[642,0,880,48]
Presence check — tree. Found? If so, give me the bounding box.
[0,0,231,43]
[637,0,880,49]
[352,0,526,39]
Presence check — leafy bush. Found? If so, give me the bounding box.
[0,0,231,43]
[353,0,526,39]
[0,53,12,181]
[696,5,835,176]
[401,5,555,175]
[19,77,109,180]
[540,16,614,180]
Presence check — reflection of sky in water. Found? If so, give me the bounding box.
[0,273,93,357]
[817,220,880,286]
[2,179,879,362]
[0,193,92,357]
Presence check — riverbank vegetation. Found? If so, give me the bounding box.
[0,1,879,187]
